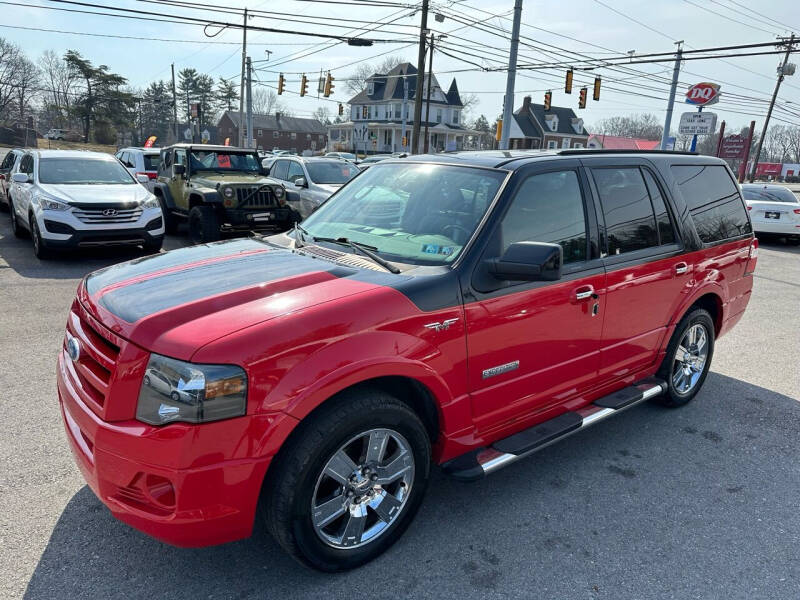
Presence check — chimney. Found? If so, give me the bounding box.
[521,95,532,113]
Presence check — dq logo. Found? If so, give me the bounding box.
[686,82,721,106]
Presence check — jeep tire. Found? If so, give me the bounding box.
[188,204,220,244]
[655,308,715,407]
[155,194,178,234]
[260,388,431,572]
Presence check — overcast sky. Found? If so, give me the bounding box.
[4,0,799,132]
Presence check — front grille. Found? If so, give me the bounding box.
[64,305,120,414]
[235,187,277,209]
[72,206,143,224]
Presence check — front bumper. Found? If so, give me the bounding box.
[38,205,166,247]
[222,206,298,230]
[57,349,294,547]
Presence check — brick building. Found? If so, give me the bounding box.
[217,111,327,153]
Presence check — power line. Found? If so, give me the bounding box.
[681,0,783,36]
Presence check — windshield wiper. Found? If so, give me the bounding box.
[293,222,309,247]
[310,236,400,274]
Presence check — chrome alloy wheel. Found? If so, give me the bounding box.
[311,428,415,549]
[672,323,709,395]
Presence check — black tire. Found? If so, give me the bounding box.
[142,236,163,254]
[170,391,180,403]
[156,193,178,234]
[260,388,431,572]
[30,216,54,260]
[655,308,715,407]
[188,204,220,244]
[0,192,8,212]
[9,198,25,238]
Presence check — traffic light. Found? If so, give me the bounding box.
[565,69,573,94]
[578,87,587,109]
[495,118,502,142]
[593,76,601,101]
[338,102,344,116]
[277,73,285,95]
[300,74,308,97]
[362,105,368,119]
[544,90,552,111]
[323,72,334,97]
[402,135,407,147]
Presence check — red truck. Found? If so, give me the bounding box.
[57,150,757,571]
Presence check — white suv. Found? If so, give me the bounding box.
[115,147,160,192]
[8,150,165,259]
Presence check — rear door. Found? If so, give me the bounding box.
[585,159,689,379]
[13,154,35,226]
[0,151,17,199]
[464,161,606,431]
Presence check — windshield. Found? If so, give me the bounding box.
[189,150,260,173]
[306,161,360,184]
[742,187,798,203]
[301,163,506,265]
[39,158,135,185]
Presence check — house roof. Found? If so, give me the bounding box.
[347,62,464,107]
[513,101,589,138]
[588,134,660,150]
[445,79,463,107]
[222,111,327,134]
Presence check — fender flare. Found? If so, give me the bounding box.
[660,280,726,354]
[152,182,175,209]
[190,190,222,206]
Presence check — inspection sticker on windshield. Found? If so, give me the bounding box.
[421,244,455,256]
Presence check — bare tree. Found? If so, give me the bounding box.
[344,55,406,95]
[13,55,40,121]
[250,87,292,116]
[38,49,78,128]
[592,113,663,140]
[311,106,331,125]
[0,38,23,123]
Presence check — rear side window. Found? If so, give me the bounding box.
[641,169,676,245]
[671,165,751,243]
[1,152,15,169]
[143,154,160,171]
[592,167,658,255]
[271,160,289,180]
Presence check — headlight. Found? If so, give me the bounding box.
[40,196,70,211]
[143,196,160,209]
[136,353,247,426]
[222,186,235,199]
[273,186,284,199]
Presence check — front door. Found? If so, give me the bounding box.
[464,162,606,432]
[168,148,188,211]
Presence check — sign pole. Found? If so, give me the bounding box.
[738,120,756,183]
[689,105,703,152]
[715,120,725,157]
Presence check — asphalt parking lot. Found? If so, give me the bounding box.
[1,214,799,600]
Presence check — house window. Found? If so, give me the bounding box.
[547,140,557,149]
[319,134,324,141]
[273,131,279,138]
[368,105,373,119]
[394,103,401,118]
[257,129,263,136]
[384,129,392,145]
[436,108,442,123]
[291,132,297,140]
[452,110,459,124]
[562,138,570,149]
[367,81,374,95]
[573,143,584,148]
[306,133,311,140]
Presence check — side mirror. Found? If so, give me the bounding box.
[12,173,30,184]
[485,241,562,282]
[136,174,150,184]
[294,177,307,188]
[173,164,186,176]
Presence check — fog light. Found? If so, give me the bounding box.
[145,474,176,508]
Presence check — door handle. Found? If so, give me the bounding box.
[575,285,597,301]
[675,262,688,275]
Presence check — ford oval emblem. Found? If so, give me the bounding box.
[66,334,81,362]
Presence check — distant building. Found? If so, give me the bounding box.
[507,96,589,150]
[218,111,327,152]
[327,62,476,154]
[588,134,660,150]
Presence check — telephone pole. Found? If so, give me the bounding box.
[499,0,522,150]
[660,41,683,151]
[238,7,248,147]
[749,34,796,182]
[423,33,434,153]
[170,63,178,142]
[411,0,429,154]
[246,56,254,149]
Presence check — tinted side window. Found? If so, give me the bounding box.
[21,155,33,175]
[2,153,15,169]
[287,161,304,183]
[641,169,676,245]
[671,165,751,243]
[499,170,588,264]
[592,167,658,255]
[271,160,289,181]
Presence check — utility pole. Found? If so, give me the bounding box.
[401,77,409,152]
[246,56,254,149]
[411,0,429,154]
[238,7,248,147]
[660,41,683,151]
[423,33,434,153]
[499,0,523,150]
[715,120,726,157]
[171,63,178,142]
[749,33,795,182]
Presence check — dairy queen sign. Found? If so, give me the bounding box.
[685,82,721,106]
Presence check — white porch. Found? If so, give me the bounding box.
[327,122,475,154]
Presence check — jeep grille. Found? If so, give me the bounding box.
[236,187,276,209]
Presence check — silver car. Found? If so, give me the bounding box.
[8,150,165,259]
[268,156,360,218]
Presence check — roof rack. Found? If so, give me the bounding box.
[557,149,699,156]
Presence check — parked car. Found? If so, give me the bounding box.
[57,150,756,571]
[358,154,393,165]
[268,156,360,218]
[153,144,297,244]
[115,147,161,192]
[0,148,24,210]
[324,151,357,162]
[740,183,800,243]
[7,150,164,258]
[143,366,201,405]
[43,128,84,142]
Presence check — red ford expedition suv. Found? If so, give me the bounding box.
[57,150,757,571]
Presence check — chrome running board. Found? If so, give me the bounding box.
[442,378,667,481]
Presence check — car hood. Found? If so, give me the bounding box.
[313,183,342,196]
[80,238,393,360]
[191,173,278,186]
[42,183,151,204]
